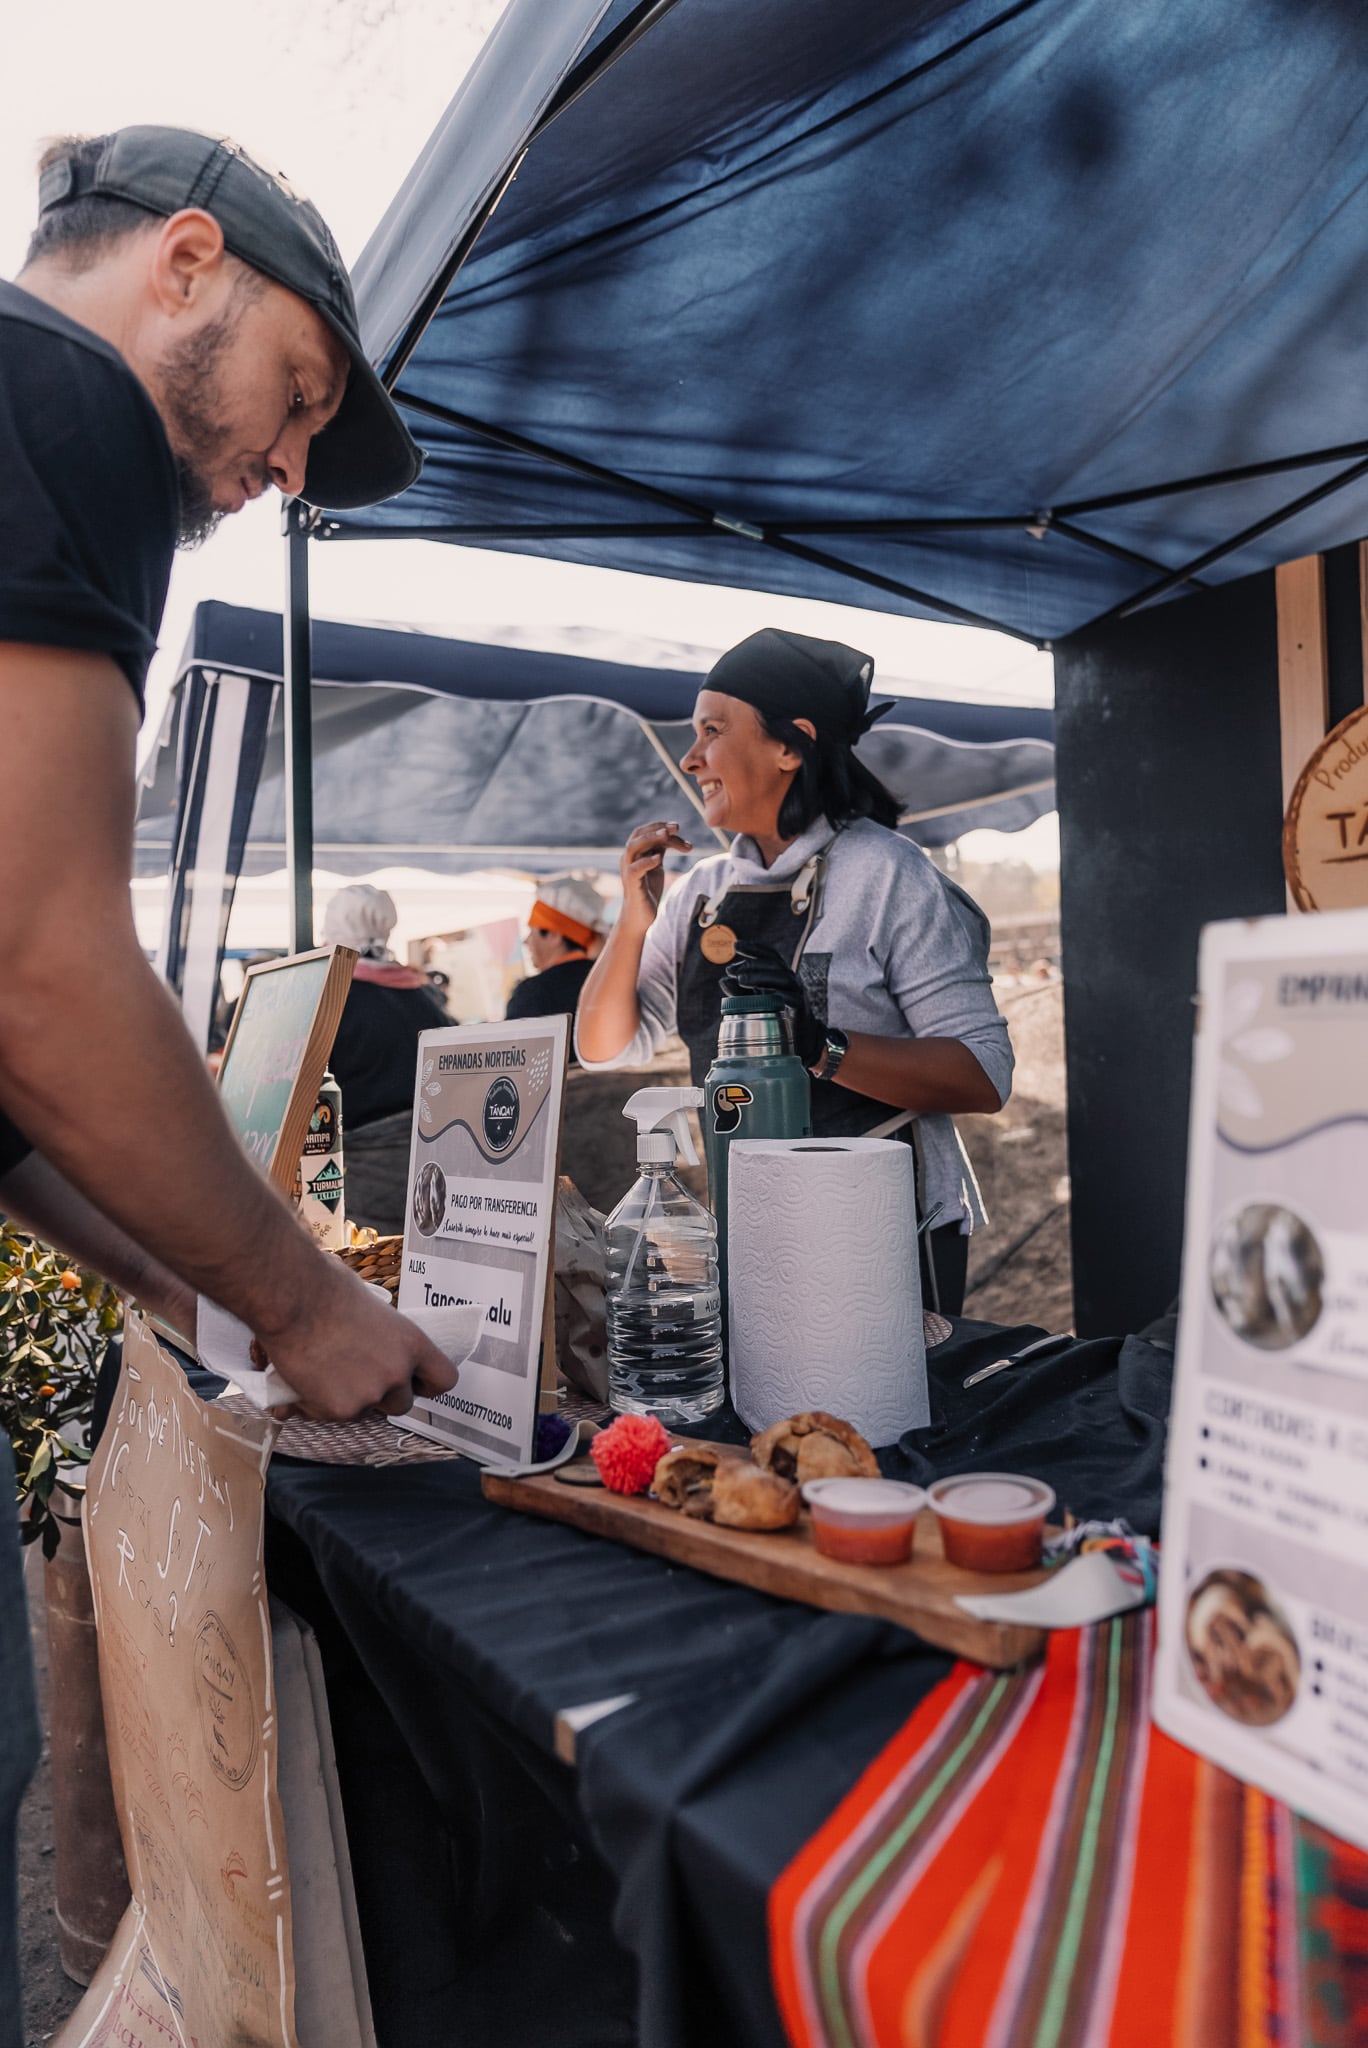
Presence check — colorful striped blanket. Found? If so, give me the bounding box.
[771,1613,1368,2048]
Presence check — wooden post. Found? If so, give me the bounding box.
[1275,555,1330,909]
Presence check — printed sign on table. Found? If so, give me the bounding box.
[396,1015,568,1464]
[1154,907,1368,1851]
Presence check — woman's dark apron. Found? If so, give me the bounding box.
[675,839,907,1141]
[673,840,962,1311]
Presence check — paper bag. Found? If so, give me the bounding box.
[62,1314,297,2047]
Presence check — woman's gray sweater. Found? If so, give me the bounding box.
[574,817,1013,1231]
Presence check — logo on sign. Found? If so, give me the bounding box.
[483,1076,520,1152]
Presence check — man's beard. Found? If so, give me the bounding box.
[157,307,259,549]
[172,452,224,550]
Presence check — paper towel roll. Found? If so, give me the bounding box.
[727,1138,929,1443]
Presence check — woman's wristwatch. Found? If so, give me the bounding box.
[809,1025,850,1082]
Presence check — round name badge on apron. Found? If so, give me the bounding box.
[675,834,910,1145]
[699,923,738,966]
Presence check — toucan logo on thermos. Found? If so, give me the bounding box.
[711,1082,753,1135]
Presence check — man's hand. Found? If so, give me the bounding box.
[256,1256,456,1421]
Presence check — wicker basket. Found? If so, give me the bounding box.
[333,1235,403,1302]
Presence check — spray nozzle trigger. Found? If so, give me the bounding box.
[622,1086,703,1166]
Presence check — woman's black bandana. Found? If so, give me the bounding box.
[703,628,895,743]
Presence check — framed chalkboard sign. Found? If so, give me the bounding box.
[216,945,355,1191]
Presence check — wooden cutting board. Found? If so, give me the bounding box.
[482,1449,1049,1669]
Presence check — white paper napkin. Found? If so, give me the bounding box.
[196,1296,298,1411]
[400,1299,485,1368]
[195,1289,481,1414]
[954,1550,1150,1629]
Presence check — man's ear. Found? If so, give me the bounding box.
[147,209,228,315]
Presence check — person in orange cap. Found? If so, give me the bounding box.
[506,876,606,1047]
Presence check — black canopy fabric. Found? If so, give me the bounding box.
[330,0,1368,646]
[139,602,1052,1044]
[138,600,1053,878]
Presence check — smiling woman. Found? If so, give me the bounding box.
[575,628,1015,1312]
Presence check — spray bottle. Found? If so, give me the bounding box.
[605,1086,723,1425]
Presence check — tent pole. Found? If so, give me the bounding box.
[381,0,688,394]
[392,386,1042,643]
[1105,452,1368,625]
[283,499,315,952]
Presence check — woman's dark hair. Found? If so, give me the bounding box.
[760,712,900,839]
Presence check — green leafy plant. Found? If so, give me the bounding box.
[0,1228,120,1557]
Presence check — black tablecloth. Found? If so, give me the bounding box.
[249,1314,1174,2048]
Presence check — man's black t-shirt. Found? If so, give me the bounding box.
[0,280,178,1179]
[0,282,177,705]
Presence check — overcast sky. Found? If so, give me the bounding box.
[3,0,1057,869]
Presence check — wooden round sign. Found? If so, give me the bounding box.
[1283,704,1368,911]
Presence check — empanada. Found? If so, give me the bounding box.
[750,1410,879,1483]
[653,1445,722,1517]
[710,1460,799,1530]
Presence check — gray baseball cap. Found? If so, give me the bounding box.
[38,125,422,510]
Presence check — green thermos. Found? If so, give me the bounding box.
[703,992,812,1308]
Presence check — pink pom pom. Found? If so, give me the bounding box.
[591,1413,673,1495]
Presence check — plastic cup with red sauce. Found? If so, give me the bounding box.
[801,1478,926,1566]
[927,1473,1056,1572]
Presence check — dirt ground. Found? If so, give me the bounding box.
[13,978,1073,2027]
[961,975,1073,1334]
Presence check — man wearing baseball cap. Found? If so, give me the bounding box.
[0,129,453,1423]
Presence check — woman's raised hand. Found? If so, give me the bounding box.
[620,819,692,925]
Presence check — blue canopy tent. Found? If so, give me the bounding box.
[270,0,1368,927]
[327,0,1368,635]
[143,599,1052,1047]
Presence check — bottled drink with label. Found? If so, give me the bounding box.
[294,1070,345,1248]
[605,1088,724,1425]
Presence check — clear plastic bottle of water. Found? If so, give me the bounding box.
[606,1091,724,1425]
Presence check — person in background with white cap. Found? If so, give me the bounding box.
[321,885,450,1127]
[506,876,606,1050]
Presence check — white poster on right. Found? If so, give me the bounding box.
[1154,906,1368,1851]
